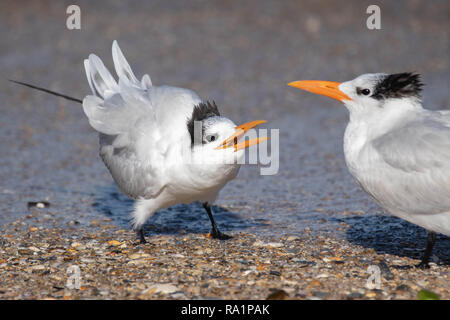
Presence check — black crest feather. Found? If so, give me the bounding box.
[372,73,423,100]
[187,101,220,145]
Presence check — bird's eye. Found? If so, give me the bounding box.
[206,134,218,143]
[361,89,371,96]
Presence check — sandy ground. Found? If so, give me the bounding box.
[0,0,449,299]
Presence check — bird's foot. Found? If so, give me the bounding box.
[415,231,436,269]
[136,229,147,244]
[210,229,232,240]
[415,260,430,269]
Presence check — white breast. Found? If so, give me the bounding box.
[343,120,450,236]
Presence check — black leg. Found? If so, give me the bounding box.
[202,202,232,240]
[137,228,147,244]
[416,231,436,269]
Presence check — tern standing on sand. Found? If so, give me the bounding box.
[85,42,269,243]
[13,41,267,244]
[289,73,450,267]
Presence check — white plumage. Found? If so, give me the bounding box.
[339,74,450,238]
[82,41,266,242]
[289,73,450,267]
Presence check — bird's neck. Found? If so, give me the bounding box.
[347,97,423,138]
[343,120,369,173]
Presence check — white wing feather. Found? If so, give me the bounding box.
[82,42,163,198]
[85,54,119,99]
[82,41,201,200]
[112,40,139,86]
[112,40,152,90]
[373,118,450,171]
[371,113,450,215]
[141,74,153,89]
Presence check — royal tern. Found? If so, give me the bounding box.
[12,41,268,244]
[289,72,450,267]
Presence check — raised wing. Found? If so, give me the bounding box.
[111,40,153,90]
[83,40,154,137]
[371,113,450,215]
[82,41,166,199]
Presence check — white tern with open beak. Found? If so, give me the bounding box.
[289,73,450,267]
[12,41,268,244]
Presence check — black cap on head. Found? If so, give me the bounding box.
[187,101,221,145]
[372,73,423,100]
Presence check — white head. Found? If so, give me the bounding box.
[288,72,424,122]
[185,101,267,179]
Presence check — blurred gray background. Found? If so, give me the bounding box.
[0,0,449,259]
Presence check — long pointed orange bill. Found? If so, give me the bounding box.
[288,80,352,102]
[216,120,269,152]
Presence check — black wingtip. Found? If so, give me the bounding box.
[9,79,83,104]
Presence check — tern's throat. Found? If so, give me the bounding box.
[343,120,369,171]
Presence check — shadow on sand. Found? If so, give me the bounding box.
[332,214,450,266]
[91,183,268,237]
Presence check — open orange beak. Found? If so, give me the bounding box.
[216,120,269,152]
[288,80,352,102]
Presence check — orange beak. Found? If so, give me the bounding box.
[216,120,269,152]
[288,80,352,102]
